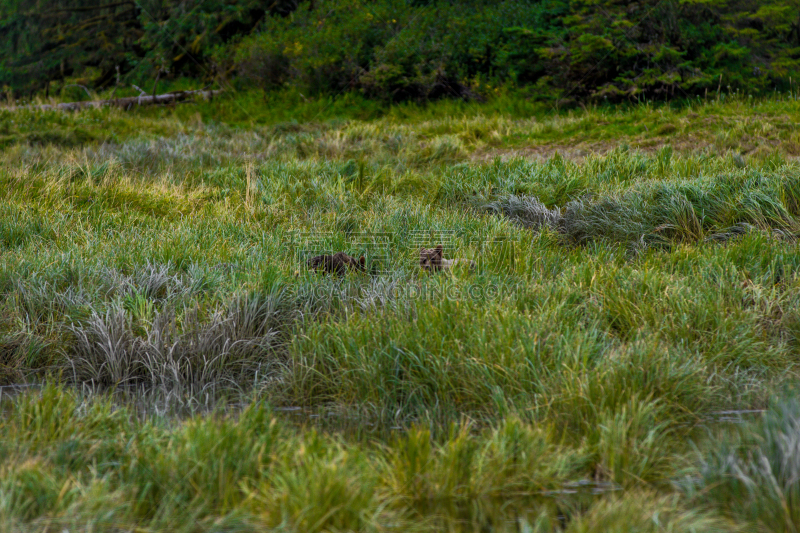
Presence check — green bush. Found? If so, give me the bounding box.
[231,0,800,102]
[5,0,797,102]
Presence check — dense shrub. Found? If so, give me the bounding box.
[2,0,799,102]
[232,0,800,102]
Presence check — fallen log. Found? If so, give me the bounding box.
[16,89,223,112]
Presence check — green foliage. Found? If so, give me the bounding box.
[2,0,799,102]
[137,0,268,79]
[0,0,283,96]
[232,0,800,102]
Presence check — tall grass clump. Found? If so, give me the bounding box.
[381,419,587,508]
[477,161,800,249]
[483,194,563,231]
[1,385,596,531]
[687,394,800,532]
[563,491,733,533]
[67,289,298,391]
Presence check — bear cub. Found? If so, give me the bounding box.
[307,252,366,276]
[419,245,476,273]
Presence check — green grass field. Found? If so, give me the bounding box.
[1,91,800,531]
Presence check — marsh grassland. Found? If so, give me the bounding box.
[1,93,800,531]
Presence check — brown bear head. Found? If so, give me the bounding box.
[351,255,367,273]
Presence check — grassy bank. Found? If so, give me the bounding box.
[1,93,800,531]
[5,88,800,157]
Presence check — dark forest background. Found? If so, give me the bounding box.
[2,0,799,103]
